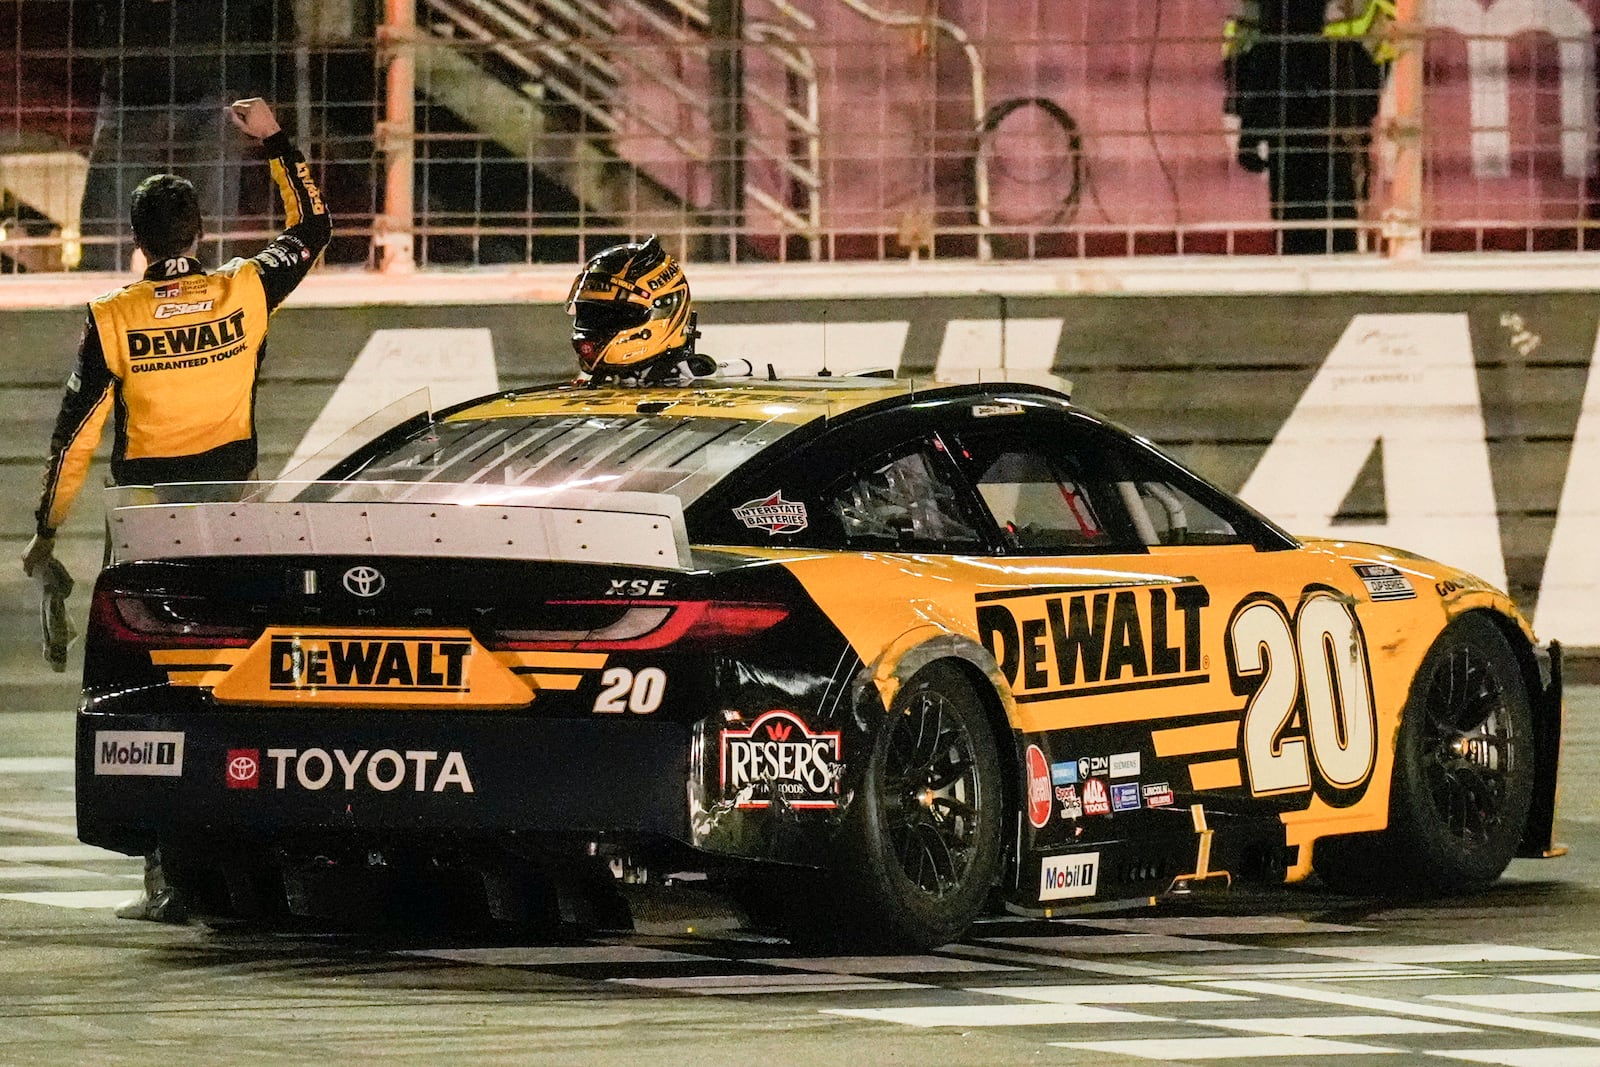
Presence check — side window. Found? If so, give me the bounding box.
[827,446,982,551]
[955,428,1138,554]
[1118,477,1242,547]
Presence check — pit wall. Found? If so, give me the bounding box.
[4,258,1598,699]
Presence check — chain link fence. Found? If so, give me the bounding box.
[2,0,1597,272]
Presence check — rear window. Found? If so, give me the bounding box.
[333,414,799,505]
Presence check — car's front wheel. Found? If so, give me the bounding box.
[831,661,1005,950]
[1317,612,1535,896]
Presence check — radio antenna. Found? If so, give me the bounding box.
[818,308,832,376]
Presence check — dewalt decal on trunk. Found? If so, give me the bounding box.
[975,584,1210,702]
[210,628,533,708]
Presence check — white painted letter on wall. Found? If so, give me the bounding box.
[1241,313,1506,590]
[280,328,500,476]
[1534,322,1600,645]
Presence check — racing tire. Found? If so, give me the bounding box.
[827,662,1005,951]
[1316,613,1535,897]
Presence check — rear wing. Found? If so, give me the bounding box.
[105,482,693,571]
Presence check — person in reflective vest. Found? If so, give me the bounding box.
[1226,0,1388,253]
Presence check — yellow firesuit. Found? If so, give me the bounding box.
[34,130,331,537]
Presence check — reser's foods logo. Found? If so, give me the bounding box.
[732,492,808,534]
[93,731,184,777]
[1039,851,1100,901]
[720,710,840,809]
[255,748,474,793]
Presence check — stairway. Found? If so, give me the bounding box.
[416,0,822,259]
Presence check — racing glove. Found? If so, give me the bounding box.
[24,536,75,672]
[35,556,75,673]
[21,532,55,577]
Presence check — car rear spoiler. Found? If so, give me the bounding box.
[104,483,694,571]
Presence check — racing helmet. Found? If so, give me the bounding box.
[566,236,694,379]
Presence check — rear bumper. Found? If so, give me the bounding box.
[76,699,692,857]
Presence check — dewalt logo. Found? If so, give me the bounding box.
[976,584,1210,702]
[269,635,472,692]
[296,160,327,215]
[209,627,534,709]
[125,309,249,373]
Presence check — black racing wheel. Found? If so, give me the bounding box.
[834,661,1005,950]
[1316,613,1535,896]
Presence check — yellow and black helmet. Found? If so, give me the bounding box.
[566,236,695,380]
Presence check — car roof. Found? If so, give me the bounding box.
[443,377,1066,428]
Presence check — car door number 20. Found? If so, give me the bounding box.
[1231,594,1377,797]
[593,666,667,714]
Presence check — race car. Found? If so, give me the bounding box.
[77,377,1564,949]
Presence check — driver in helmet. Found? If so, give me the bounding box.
[566,236,715,385]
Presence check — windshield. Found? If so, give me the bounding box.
[324,413,800,506]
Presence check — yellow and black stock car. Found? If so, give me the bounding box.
[78,378,1564,949]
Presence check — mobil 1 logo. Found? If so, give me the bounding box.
[1039,851,1100,901]
[94,731,184,776]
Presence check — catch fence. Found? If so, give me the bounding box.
[2,0,1596,271]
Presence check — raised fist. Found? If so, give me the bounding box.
[228,98,282,140]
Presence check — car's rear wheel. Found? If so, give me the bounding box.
[1316,613,1535,896]
[829,662,1004,950]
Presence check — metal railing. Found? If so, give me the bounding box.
[3,0,1597,272]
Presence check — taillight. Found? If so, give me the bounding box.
[488,600,790,651]
[90,588,256,648]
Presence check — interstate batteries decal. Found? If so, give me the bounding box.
[208,628,532,708]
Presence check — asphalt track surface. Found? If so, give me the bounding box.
[3,687,1600,1066]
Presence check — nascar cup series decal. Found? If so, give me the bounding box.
[976,584,1209,702]
[1352,563,1417,602]
[720,710,841,809]
[732,492,808,535]
[209,627,532,708]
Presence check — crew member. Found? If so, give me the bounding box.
[21,97,330,923]
[1226,0,1387,253]
[566,236,714,385]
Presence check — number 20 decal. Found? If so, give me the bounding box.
[593,667,667,714]
[1229,592,1377,805]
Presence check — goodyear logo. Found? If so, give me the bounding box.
[270,635,472,693]
[977,584,1209,702]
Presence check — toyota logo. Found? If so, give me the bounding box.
[228,754,257,781]
[342,566,385,597]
